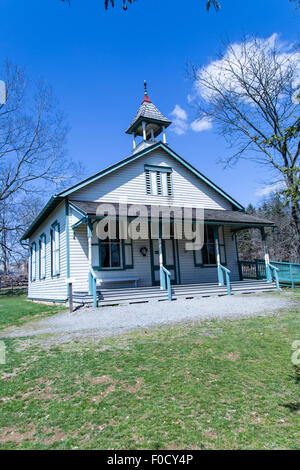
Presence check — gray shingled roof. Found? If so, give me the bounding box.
[126,100,172,134]
[70,200,274,227]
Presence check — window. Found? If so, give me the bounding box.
[92,223,134,271]
[203,225,216,265]
[30,242,36,281]
[100,240,122,268]
[39,234,46,279]
[218,226,227,265]
[51,221,60,276]
[193,225,226,267]
[145,165,173,196]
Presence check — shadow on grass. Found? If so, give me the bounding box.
[282,402,300,412]
[288,365,300,384]
[282,366,300,413]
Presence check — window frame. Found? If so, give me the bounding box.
[92,238,123,271]
[100,239,123,270]
[145,164,173,197]
[193,224,227,268]
[50,221,60,277]
[218,226,227,266]
[30,241,37,282]
[202,225,217,266]
[39,233,46,280]
[122,238,134,269]
[92,238,134,271]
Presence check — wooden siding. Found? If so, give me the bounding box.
[71,149,233,210]
[178,226,239,284]
[69,209,153,290]
[28,201,68,301]
[69,212,240,290]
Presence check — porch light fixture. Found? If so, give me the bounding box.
[140,246,148,257]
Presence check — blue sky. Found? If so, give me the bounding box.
[0,0,299,207]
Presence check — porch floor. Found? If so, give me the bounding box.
[73,279,278,306]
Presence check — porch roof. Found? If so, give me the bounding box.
[70,200,274,228]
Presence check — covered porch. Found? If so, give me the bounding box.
[69,200,279,306]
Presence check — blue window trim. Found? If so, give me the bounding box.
[39,233,46,280]
[167,171,174,196]
[30,242,37,282]
[145,169,152,195]
[92,238,134,271]
[157,171,162,196]
[193,224,227,268]
[123,238,134,269]
[144,164,173,173]
[218,226,227,265]
[50,221,60,277]
[144,164,173,197]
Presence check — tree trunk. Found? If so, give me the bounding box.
[291,204,300,262]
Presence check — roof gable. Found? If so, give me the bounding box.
[58,142,244,211]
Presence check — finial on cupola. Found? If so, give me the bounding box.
[143,80,151,103]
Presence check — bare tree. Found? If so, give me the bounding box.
[0,60,82,269]
[0,197,42,274]
[238,195,299,263]
[290,0,300,8]
[61,0,221,12]
[190,36,300,258]
[61,0,300,11]
[0,61,75,204]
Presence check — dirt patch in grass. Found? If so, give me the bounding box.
[16,379,55,401]
[88,375,114,385]
[122,378,144,394]
[42,428,69,445]
[226,352,240,361]
[0,426,36,444]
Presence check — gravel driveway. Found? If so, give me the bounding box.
[0,293,295,344]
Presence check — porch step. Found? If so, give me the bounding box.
[97,280,271,295]
[73,280,278,306]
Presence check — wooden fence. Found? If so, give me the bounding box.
[0,275,28,294]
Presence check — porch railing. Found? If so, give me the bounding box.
[239,260,266,280]
[160,265,172,301]
[270,261,300,288]
[217,264,231,296]
[89,270,98,307]
[239,259,299,289]
[268,263,280,291]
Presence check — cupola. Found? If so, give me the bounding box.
[126,81,172,152]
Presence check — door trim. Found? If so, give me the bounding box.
[149,238,179,286]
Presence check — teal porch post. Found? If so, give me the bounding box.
[65,200,71,300]
[214,226,223,285]
[158,220,165,290]
[87,218,98,307]
[261,227,271,282]
[87,219,93,295]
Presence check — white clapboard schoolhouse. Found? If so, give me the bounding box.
[21,84,278,306]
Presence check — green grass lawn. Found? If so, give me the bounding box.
[0,295,65,330]
[0,291,299,449]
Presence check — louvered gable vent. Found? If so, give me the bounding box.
[144,165,173,197]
